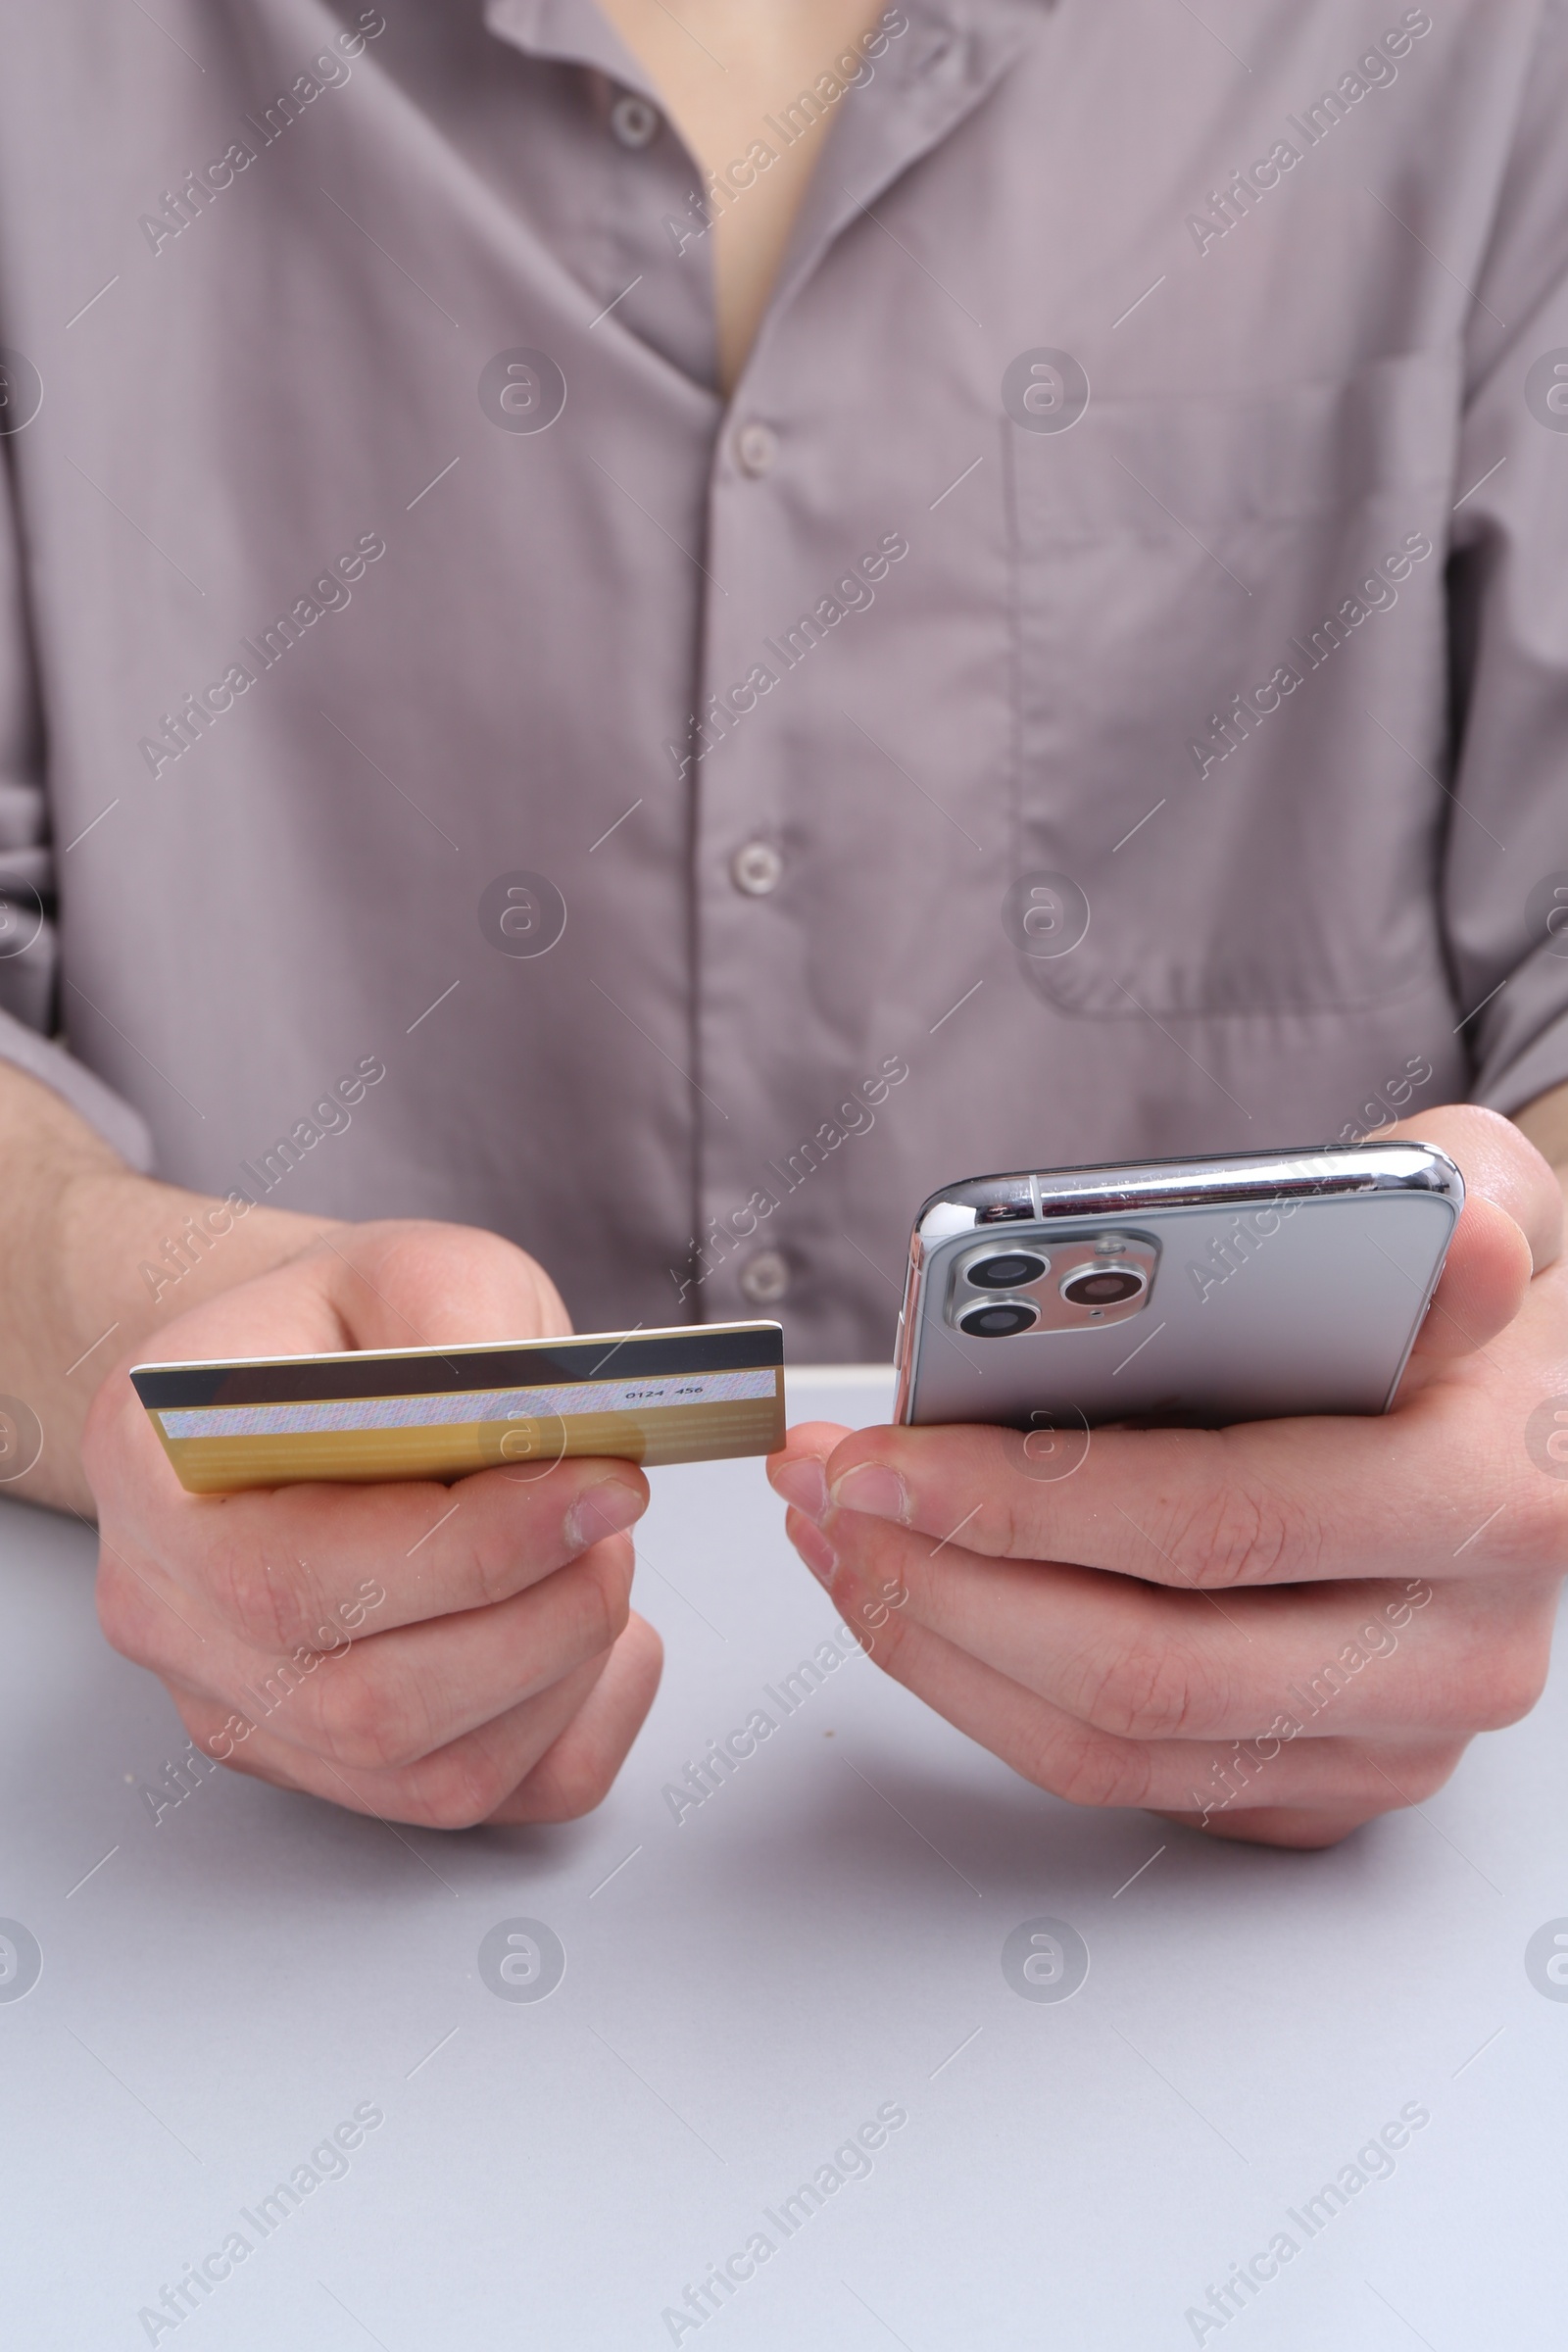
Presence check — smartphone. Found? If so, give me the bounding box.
[893,1142,1462,1432]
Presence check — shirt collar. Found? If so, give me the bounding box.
[750,0,1050,388]
[483,0,661,97]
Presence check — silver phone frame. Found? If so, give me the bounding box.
[893,1141,1463,1426]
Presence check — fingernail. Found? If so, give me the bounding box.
[790,1513,839,1586]
[830,1462,909,1524]
[566,1480,644,1549]
[770,1457,829,1524]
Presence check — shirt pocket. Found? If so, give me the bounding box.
[1006,346,1460,1018]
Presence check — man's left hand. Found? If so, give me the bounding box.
[768,1107,1567,1847]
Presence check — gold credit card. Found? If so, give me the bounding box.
[129,1322,786,1494]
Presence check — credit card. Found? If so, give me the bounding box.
[129,1322,785,1494]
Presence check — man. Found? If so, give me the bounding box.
[0,0,1564,1842]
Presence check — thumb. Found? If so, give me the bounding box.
[1390,1107,1555,1364]
[313,1220,572,1351]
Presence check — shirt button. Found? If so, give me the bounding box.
[730,840,784,896]
[739,1248,790,1306]
[734,420,780,477]
[610,93,661,148]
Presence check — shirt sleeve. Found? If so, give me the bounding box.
[1443,0,1568,1118]
[0,428,153,1171]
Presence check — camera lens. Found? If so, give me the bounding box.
[1060,1265,1146,1308]
[966,1250,1048,1291]
[958,1299,1040,1339]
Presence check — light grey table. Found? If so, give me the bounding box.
[1,1366,1563,2351]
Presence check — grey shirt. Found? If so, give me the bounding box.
[1,0,1566,1358]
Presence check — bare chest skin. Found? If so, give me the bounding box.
[594,0,888,392]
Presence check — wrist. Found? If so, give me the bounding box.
[59,1168,343,1376]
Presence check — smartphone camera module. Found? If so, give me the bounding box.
[947,1227,1158,1340]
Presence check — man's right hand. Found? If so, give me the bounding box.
[81,1219,663,1828]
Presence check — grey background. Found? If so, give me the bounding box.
[1,1366,1562,2348]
